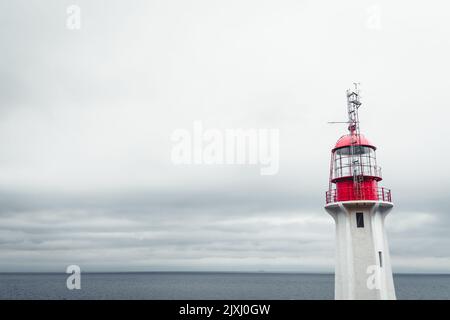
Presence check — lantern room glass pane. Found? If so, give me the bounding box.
[333,146,380,179]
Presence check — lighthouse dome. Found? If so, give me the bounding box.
[333,134,376,151]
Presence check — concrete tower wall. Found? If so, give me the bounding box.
[325,201,396,300]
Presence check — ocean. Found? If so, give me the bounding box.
[0,272,449,300]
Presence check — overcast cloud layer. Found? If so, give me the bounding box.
[0,0,450,273]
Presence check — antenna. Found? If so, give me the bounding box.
[346,82,362,135]
[327,82,362,128]
[346,83,365,199]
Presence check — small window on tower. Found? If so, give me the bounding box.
[356,212,364,228]
[379,251,383,267]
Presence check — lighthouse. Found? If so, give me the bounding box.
[325,85,396,300]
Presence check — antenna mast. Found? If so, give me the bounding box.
[346,83,364,199]
[346,82,361,136]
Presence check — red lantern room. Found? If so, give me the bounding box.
[326,85,392,204]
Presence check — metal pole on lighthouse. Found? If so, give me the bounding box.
[325,85,396,300]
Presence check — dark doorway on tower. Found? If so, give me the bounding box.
[356,212,364,228]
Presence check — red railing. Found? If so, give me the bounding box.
[325,187,392,204]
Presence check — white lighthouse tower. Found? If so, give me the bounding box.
[325,85,396,300]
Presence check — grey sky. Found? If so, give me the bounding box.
[0,0,449,272]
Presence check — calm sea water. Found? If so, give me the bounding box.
[0,273,449,300]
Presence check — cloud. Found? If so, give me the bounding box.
[0,194,335,272]
[0,0,449,272]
